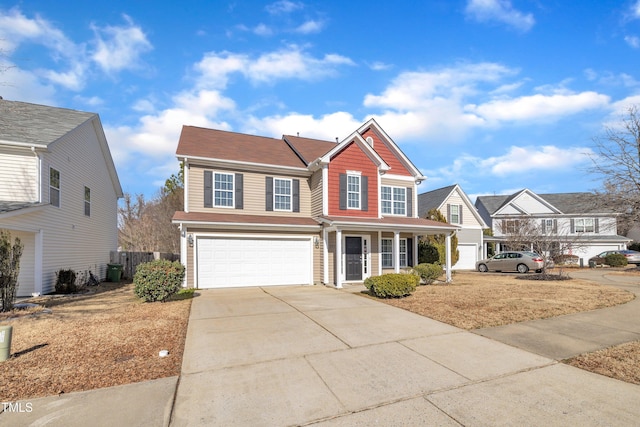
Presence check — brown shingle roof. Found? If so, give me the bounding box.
[283,135,337,165]
[176,126,307,168]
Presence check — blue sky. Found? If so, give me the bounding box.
[2,1,640,202]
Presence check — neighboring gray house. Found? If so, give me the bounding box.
[418,184,488,270]
[475,189,631,265]
[0,100,123,296]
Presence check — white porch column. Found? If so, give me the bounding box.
[394,231,400,273]
[179,224,187,287]
[413,235,419,266]
[322,228,329,284]
[445,233,452,283]
[335,229,342,288]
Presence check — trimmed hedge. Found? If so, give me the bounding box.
[134,259,185,302]
[605,253,628,267]
[364,273,419,298]
[412,263,443,285]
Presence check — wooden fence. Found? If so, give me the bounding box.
[109,251,179,279]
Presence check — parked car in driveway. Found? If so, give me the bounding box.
[476,251,545,273]
[588,250,640,266]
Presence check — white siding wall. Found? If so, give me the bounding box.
[0,119,119,295]
[0,146,38,201]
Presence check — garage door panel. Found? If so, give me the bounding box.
[454,244,477,270]
[197,237,312,288]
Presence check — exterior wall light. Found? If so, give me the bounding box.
[188,234,194,247]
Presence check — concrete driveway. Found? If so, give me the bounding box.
[170,282,640,426]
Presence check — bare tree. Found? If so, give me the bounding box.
[589,105,640,236]
[118,164,184,253]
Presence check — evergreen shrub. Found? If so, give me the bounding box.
[134,259,185,302]
[364,273,419,298]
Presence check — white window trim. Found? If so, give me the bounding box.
[347,173,361,210]
[381,238,393,268]
[49,167,60,208]
[450,204,460,224]
[273,177,292,212]
[214,172,234,208]
[381,185,406,216]
[575,218,595,233]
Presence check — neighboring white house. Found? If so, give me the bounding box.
[0,100,123,296]
[475,189,631,265]
[418,184,488,270]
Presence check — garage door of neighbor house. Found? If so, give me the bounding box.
[454,244,477,270]
[196,236,312,288]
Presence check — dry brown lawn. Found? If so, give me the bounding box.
[0,282,191,401]
[376,271,634,330]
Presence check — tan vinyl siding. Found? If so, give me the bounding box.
[0,146,38,202]
[188,166,312,216]
[380,177,414,188]
[310,169,323,217]
[445,191,477,227]
[0,119,120,295]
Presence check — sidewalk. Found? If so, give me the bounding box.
[3,271,640,426]
[474,269,640,359]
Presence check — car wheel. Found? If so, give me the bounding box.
[478,264,488,273]
[517,264,529,273]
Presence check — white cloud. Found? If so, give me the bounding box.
[625,35,640,48]
[294,20,324,34]
[266,0,304,15]
[90,15,153,74]
[244,111,360,141]
[195,46,355,88]
[253,23,273,36]
[467,92,610,122]
[465,0,535,32]
[368,61,393,71]
[482,145,594,175]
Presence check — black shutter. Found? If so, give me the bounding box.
[204,170,212,208]
[553,219,558,234]
[406,188,412,217]
[361,176,368,211]
[458,204,463,223]
[339,173,347,210]
[265,177,273,211]
[541,219,546,234]
[570,219,575,233]
[235,173,243,209]
[292,179,300,212]
[595,218,599,233]
[407,238,413,267]
[447,204,451,222]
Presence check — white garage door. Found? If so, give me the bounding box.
[454,244,478,270]
[196,236,312,288]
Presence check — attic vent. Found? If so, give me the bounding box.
[366,136,374,147]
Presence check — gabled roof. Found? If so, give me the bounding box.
[177,126,308,169]
[0,100,95,147]
[319,130,390,171]
[418,185,457,215]
[0,99,123,198]
[418,184,488,227]
[476,190,615,216]
[357,118,424,179]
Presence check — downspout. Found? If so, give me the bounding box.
[31,147,41,202]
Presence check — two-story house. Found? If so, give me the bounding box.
[475,189,631,265]
[418,184,488,270]
[172,119,459,289]
[0,99,123,296]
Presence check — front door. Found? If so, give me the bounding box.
[345,236,362,281]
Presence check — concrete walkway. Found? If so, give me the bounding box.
[3,270,640,426]
[474,268,640,359]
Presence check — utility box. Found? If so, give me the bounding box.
[107,264,123,282]
[0,325,12,362]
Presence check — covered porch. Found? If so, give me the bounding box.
[318,216,459,288]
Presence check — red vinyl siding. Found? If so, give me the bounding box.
[328,141,378,217]
[361,128,412,176]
